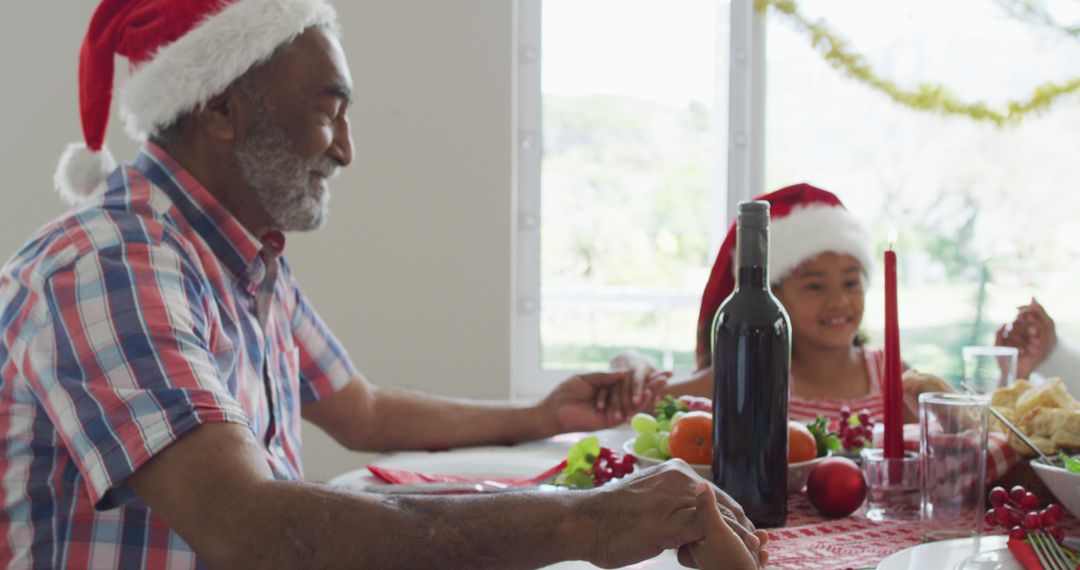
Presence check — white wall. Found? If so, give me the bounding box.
[0,2,515,482]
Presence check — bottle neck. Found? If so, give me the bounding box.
[735,226,769,291]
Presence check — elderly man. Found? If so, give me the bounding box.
[0,1,768,568]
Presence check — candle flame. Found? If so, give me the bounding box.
[887,228,898,249]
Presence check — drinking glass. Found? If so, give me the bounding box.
[919,392,990,542]
[961,346,1018,394]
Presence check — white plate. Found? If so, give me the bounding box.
[375,449,560,477]
[328,446,566,487]
[878,535,1080,570]
[876,536,1013,570]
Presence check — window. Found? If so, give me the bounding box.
[515,0,1080,397]
[514,0,740,397]
[764,0,1080,379]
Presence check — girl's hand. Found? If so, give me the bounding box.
[598,350,672,422]
[609,349,658,407]
[677,482,767,569]
[901,369,953,421]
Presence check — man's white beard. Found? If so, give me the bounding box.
[234,106,338,232]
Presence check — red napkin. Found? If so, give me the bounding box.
[1007,537,1080,570]
[1007,537,1043,570]
[367,460,567,486]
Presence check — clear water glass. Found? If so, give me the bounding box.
[962,346,1018,394]
[920,392,990,542]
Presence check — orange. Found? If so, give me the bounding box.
[789,421,818,463]
[669,412,713,465]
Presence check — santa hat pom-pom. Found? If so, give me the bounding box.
[53,142,116,205]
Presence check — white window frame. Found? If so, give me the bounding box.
[511,0,766,400]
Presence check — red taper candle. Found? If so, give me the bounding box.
[883,247,903,459]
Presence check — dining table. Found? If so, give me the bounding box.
[327,426,1078,570]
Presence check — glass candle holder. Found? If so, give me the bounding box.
[861,448,920,522]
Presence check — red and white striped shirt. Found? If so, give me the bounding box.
[789,348,886,424]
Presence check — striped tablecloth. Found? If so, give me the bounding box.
[766,493,1079,570]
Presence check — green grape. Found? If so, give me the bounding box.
[658,432,671,457]
[671,411,686,425]
[632,433,658,455]
[642,447,665,460]
[631,413,658,436]
[656,419,671,433]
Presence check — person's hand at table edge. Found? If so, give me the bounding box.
[581,460,765,569]
[131,424,766,569]
[677,482,767,569]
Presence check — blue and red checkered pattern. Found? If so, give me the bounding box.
[0,143,357,568]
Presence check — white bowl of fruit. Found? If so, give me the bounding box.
[625,395,714,478]
[625,396,833,492]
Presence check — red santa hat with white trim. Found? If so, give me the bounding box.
[694,183,874,368]
[54,0,339,205]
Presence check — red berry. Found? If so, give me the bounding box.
[1023,513,1041,530]
[1051,526,1065,544]
[989,487,1008,508]
[1010,526,1027,541]
[1046,503,1064,519]
[840,407,851,419]
[1019,492,1040,511]
[984,509,998,526]
[1010,485,1028,504]
[858,411,871,425]
[1040,509,1059,527]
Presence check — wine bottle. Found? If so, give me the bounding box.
[711,200,791,528]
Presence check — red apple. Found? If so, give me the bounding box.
[806,457,867,518]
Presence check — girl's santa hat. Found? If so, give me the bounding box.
[695,183,874,368]
[55,0,338,205]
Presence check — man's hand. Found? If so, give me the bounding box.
[576,460,766,569]
[998,298,1057,379]
[678,483,765,569]
[541,371,635,432]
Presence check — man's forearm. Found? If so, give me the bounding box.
[355,385,557,451]
[201,480,590,569]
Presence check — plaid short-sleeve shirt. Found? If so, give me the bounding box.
[0,143,357,568]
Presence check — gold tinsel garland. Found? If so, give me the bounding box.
[992,0,1080,39]
[757,0,1080,126]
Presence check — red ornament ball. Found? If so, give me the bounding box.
[806,457,867,518]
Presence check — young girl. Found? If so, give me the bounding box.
[609,184,1016,480]
[662,183,947,423]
